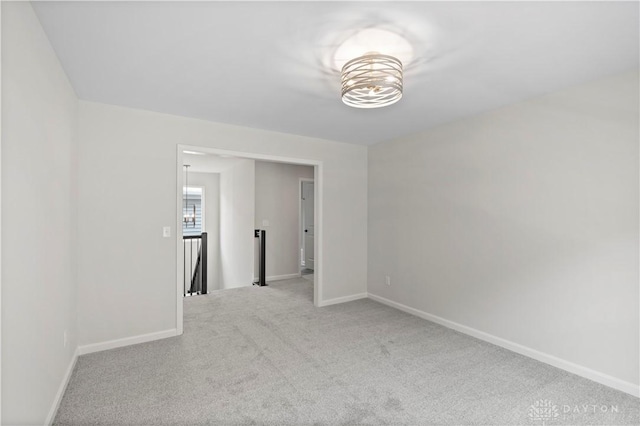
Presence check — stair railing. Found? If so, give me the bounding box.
[183,232,207,296]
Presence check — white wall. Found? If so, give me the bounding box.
[255,161,314,279]
[77,101,367,346]
[1,2,79,424]
[186,171,220,291]
[220,160,255,289]
[368,71,639,391]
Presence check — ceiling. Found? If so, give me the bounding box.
[32,1,639,146]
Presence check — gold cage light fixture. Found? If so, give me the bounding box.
[341,52,403,108]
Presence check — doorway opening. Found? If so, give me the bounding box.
[175,145,323,335]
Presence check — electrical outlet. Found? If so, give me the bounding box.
[63,330,68,348]
[385,276,391,286]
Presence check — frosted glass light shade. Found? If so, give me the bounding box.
[341,53,403,108]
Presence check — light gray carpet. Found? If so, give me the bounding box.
[55,278,639,425]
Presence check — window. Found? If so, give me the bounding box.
[183,186,204,236]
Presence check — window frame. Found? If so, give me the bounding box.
[182,185,205,236]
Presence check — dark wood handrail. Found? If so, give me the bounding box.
[183,235,202,240]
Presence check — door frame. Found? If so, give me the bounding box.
[299,178,314,273]
[176,145,324,335]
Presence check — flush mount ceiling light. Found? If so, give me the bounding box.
[341,52,403,108]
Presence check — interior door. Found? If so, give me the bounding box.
[302,181,315,270]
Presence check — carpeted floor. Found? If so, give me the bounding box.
[54,278,639,425]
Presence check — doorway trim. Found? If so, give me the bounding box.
[298,177,314,274]
[176,145,324,335]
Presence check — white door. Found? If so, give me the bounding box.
[302,181,315,270]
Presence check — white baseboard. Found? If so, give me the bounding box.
[45,347,79,425]
[78,329,178,355]
[268,273,302,281]
[318,292,368,307]
[367,293,639,398]
[252,273,302,282]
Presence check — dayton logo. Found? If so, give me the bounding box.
[528,399,559,425]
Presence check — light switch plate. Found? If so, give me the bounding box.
[163,226,171,237]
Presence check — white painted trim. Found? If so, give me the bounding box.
[367,293,640,398]
[318,292,368,307]
[253,273,302,282]
[77,329,177,356]
[176,148,184,335]
[313,164,322,307]
[0,4,3,419]
[268,273,302,281]
[45,348,79,425]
